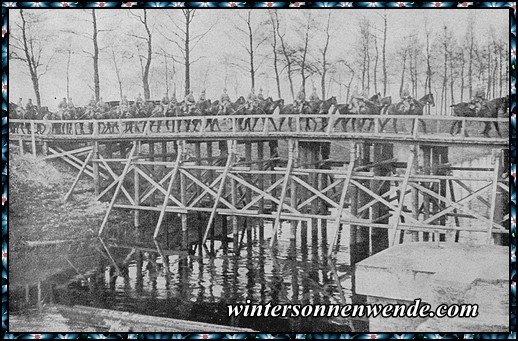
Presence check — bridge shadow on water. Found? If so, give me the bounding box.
[10,215,366,333]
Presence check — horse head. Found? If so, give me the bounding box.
[420,93,435,107]
[381,96,392,107]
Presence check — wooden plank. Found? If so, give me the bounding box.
[31,121,37,157]
[202,149,234,243]
[487,154,501,244]
[98,143,137,236]
[43,146,93,160]
[391,150,415,246]
[270,156,294,247]
[328,161,355,257]
[98,155,135,205]
[64,150,94,202]
[153,149,183,239]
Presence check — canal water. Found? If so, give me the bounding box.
[9,219,360,333]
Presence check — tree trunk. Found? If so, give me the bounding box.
[92,9,100,101]
[247,11,255,89]
[399,51,407,98]
[184,11,190,95]
[142,10,152,100]
[20,10,42,108]
[382,12,388,96]
[270,13,281,99]
[373,32,378,95]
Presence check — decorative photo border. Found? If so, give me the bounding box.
[1,1,515,339]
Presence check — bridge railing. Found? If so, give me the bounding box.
[8,114,508,142]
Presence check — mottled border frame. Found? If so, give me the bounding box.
[0,1,515,339]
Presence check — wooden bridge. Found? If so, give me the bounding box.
[9,113,509,265]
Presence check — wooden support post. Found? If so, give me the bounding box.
[93,142,100,198]
[310,144,319,245]
[19,138,24,155]
[64,150,94,202]
[149,142,156,210]
[391,147,415,246]
[269,141,279,211]
[257,141,265,242]
[422,146,432,242]
[42,142,48,156]
[487,149,501,244]
[328,160,355,257]
[178,142,188,250]
[31,121,37,157]
[371,143,392,254]
[411,144,421,241]
[154,143,184,239]
[349,144,360,265]
[162,141,168,162]
[203,144,234,244]
[271,139,296,247]
[134,141,141,229]
[98,143,137,236]
[245,142,253,246]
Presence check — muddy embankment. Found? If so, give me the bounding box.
[9,154,121,247]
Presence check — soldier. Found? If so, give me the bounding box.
[15,98,25,117]
[257,88,265,101]
[161,93,170,115]
[135,93,144,109]
[220,88,231,113]
[184,90,196,113]
[295,86,306,113]
[25,98,35,117]
[67,98,75,108]
[400,84,413,112]
[88,95,96,108]
[199,89,207,102]
[97,97,106,113]
[247,88,257,110]
[58,97,68,115]
[120,95,129,114]
[471,84,486,112]
[309,87,320,102]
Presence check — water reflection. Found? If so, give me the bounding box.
[10,222,357,333]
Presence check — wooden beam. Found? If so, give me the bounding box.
[270,155,294,247]
[63,150,94,202]
[487,154,501,244]
[154,147,184,239]
[202,148,234,244]
[328,161,355,257]
[98,143,137,236]
[391,150,415,246]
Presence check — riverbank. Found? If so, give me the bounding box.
[9,154,108,248]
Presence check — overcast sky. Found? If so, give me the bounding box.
[9,8,508,109]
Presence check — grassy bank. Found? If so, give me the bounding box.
[9,154,108,247]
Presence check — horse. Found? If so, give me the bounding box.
[382,93,435,134]
[450,96,507,137]
[356,93,383,132]
[316,96,338,132]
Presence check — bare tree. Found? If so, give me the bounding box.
[65,9,112,101]
[466,15,476,98]
[267,10,282,99]
[296,12,316,92]
[111,45,124,101]
[317,12,332,99]
[382,11,388,96]
[160,10,216,95]
[357,17,371,93]
[10,9,54,107]
[129,9,152,100]
[275,11,295,100]
[232,10,268,89]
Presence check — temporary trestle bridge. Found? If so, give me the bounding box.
[10,113,509,263]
